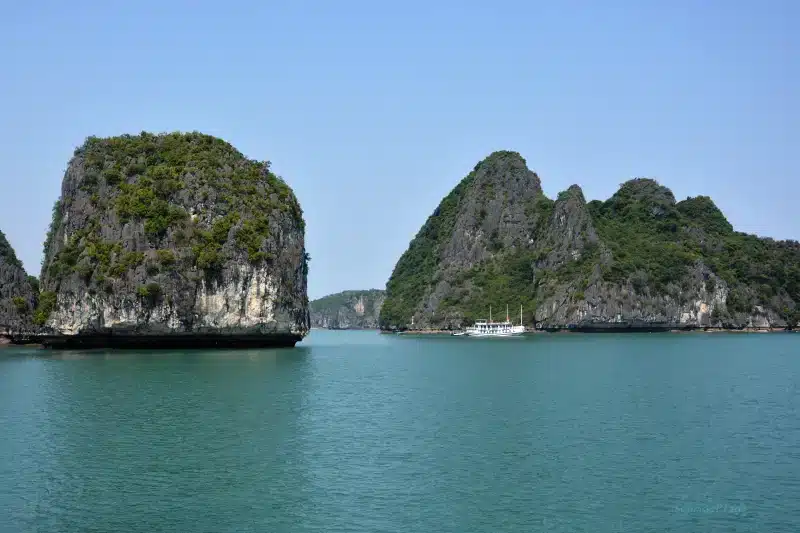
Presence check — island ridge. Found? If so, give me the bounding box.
[380,151,800,332]
[310,289,385,329]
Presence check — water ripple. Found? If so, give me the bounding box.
[1,332,799,532]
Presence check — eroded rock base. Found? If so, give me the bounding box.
[41,334,302,350]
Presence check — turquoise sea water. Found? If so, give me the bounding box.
[1,331,799,532]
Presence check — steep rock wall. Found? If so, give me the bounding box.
[0,230,37,338]
[310,289,385,329]
[39,132,309,348]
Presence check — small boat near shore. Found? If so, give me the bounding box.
[453,305,525,337]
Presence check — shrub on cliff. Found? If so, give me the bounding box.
[0,230,22,269]
[0,230,38,331]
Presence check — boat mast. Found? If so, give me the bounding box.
[489,306,492,323]
[506,304,509,322]
[520,305,523,326]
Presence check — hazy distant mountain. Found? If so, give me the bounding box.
[310,289,385,329]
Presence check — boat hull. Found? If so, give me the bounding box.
[464,332,524,337]
[464,326,525,337]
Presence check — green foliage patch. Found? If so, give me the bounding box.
[380,167,478,328]
[27,276,40,294]
[589,181,800,309]
[43,132,305,292]
[0,230,22,268]
[33,291,57,326]
[41,200,62,272]
[12,296,28,314]
[136,282,162,307]
[381,170,800,329]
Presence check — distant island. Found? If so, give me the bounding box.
[1,132,310,348]
[310,289,385,329]
[380,151,800,332]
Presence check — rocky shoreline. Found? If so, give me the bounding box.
[389,326,794,335]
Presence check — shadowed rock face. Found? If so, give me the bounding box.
[38,132,309,348]
[380,153,800,331]
[541,185,599,268]
[310,289,385,329]
[0,230,37,337]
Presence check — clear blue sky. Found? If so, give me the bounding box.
[1,0,797,299]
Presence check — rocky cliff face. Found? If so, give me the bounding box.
[38,132,309,348]
[380,151,800,331]
[310,289,385,329]
[0,230,38,338]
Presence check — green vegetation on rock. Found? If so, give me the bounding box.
[310,289,386,329]
[587,179,800,311]
[380,160,481,327]
[136,283,162,307]
[0,230,22,269]
[0,230,39,332]
[42,200,62,267]
[33,291,57,326]
[12,297,28,314]
[42,131,305,291]
[380,154,800,331]
[34,130,309,345]
[27,276,40,294]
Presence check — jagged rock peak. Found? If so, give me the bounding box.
[381,155,800,332]
[557,184,587,203]
[476,150,527,167]
[612,177,676,205]
[0,230,22,268]
[543,184,598,267]
[471,150,541,191]
[38,131,309,349]
[676,195,733,234]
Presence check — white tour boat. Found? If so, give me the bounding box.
[458,305,525,337]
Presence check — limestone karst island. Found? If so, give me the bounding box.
[1,132,310,348]
[378,151,800,332]
[2,144,800,347]
[310,289,386,330]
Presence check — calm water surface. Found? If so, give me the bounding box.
[1,331,799,532]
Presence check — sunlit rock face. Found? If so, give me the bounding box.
[39,132,309,348]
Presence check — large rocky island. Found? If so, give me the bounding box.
[310,289,385,329]
[380,151,800,332]
[30,132,309,348]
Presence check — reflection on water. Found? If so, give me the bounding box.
[34,346,313,363]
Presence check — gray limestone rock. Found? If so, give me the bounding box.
[0,230,37,338]
[310,289,385,329]
[381,153,799,331]
[38,132,309,348]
